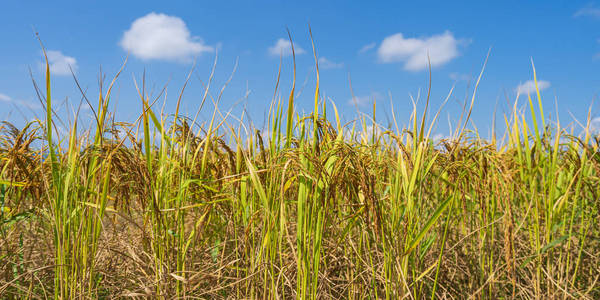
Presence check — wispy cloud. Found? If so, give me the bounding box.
[0,93,11,102]
[515,80,551,96]
[268,38,305,57]
[348,92,380,107]
[120,12,213,62]
[594,40,600,60]
[348,95,371,106]
[43,50,78,76]
[377,31,467,71]
[318,57,343,69]
[449,72,472,82]
[358,42,376,54]
[591,117,600,133]
[0,93,40,109]
[574,4,600,18]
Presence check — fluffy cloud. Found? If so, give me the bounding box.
[358,42,376,54]
[120,12,213,62]
[268,38,305,57]
[515,80,551,96]
[318,57,343,69]
[377,31,465,71]
[45,50,78,76]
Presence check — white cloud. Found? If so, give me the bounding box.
[431,133,445,142]
[358,42,376,53]
[574,5,600,18]
[0,93,11,102]
[591,117,600,133]
[17,100,40,109]
[515,80,551,96]
[348,95,370,106]
[0,93,40,109]
[360,125,383,142]
[377,31,465,71]
[449,72,472,82]
[45,50,78,76]
[318,57,343,69]
[268,38,305,57]
[348,93,380,107]
[120,12,213,62]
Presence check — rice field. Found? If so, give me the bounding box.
[0,44,599,299]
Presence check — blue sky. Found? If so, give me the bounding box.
[1,1,600,138]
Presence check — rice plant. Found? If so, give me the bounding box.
[0,39,598,299]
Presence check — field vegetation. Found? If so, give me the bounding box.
[0,39,599,299]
